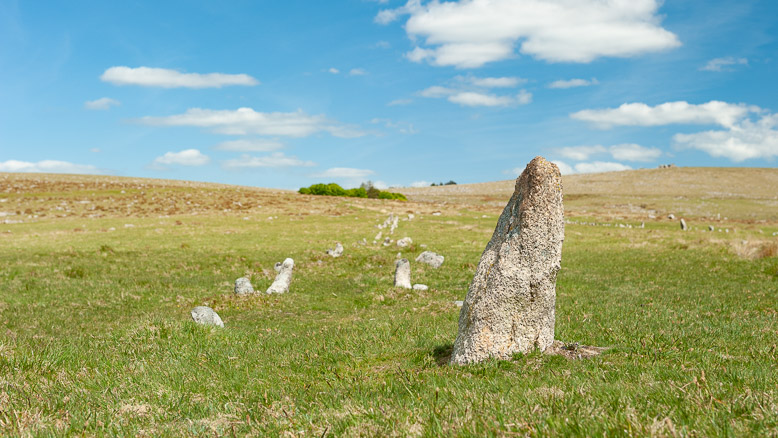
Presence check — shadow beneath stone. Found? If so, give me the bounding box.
[432,343,453,366]
[545,340,608,360]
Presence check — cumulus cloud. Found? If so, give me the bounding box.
[379,0,680,68]
[465,76,525,88]
[609,143,662,162]
[548,78,598,89]
[101,66,258,88]
[700,57,748,72]
[571,101,759,129]
[0,160,105,174]
[214,139,284,152]
[84,97,120,110]
[420,83,531,107]
[311,167,375,179]
[673,114,778,162]
[138,108,365,138]
[151,149,210,168]
[556,145,607,161]
[222,152,316,169]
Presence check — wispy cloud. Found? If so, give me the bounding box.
[222,152,316,169]
[556,145,607,161]
[459,75,526,88]
[700,57,748,72]
[349,68,367,76]
[150,149,210,169]
[546,160,632,175]
[379,0,680,68]
[609,144,662,162]
[419,81,531,107]
[214,139,284,152]
[311,167,375,179]
[138,108,365,138]
[84,97,120,110]
[101,66,258,88]
[548,78,598,89]
[0,159,106,174]
[571,101,758,129]
[371,118,418,134]
[388,98,413,106]
[328,67,340,74]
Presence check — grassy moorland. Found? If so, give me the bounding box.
[0,169,777,436]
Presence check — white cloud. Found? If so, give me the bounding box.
[388,98,413,106]
[573,161,632,174]
[466,76,525,88]
[374,40,391,49]
[349,68,367,76]
[0,160,105,174]
[673,114,778,162]
[84,97,120,110]
[371,118,418,134]
[556,145,607,161]
[222,152,315,169]
[409,180,431,187]
[328,67,340,74]
[571,101,758,129]
[515,89,532,105]
[548,78,598,89]
[550,160,575,175]
[419,85,455,98]
[101,66,258,88]
[214,139,284,152]
[609,143,662,162]
[311,167,375,179]
[139,107,365,138]
[380,0,680,68]
[700,57,748,72]
[420,77,531,107]
[448,91,516,107]
[151,149,210,168]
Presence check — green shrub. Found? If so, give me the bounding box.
[298,182,405,201]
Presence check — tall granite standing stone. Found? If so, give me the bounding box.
[394,258,412,289]
[267,258,294,294]
[450,157,564,365]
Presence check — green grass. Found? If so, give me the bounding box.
[1,192,777,436]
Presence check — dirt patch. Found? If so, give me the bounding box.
[545,340,608,359]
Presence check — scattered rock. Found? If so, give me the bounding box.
[413,284,428,291]
[267,258,294,294]
[454,300,464,307]
[709,225,715,231]
[394,258,412,289]
[326,242,344,258]
[668,214,675,220]
[432,212,441,216]
[408,214,415,220]
[234,277,254,295]
[375,231,383,241]
[191,306,224,327]
[451,157,564,365]
[416,251,444,269]
[396,237,413,248]
[680,218,688,231]
[382,237,393,247]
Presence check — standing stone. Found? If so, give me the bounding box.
[668,214,675,220]
[680,218,688,231]
[708,225,715,231]
[326,242,344,257]
[394,258,412,289]
[191,306,224,327]
[234,277,254,295]
[396,237,413,248]
[267,258,294,294]
[415,251,444,269]
[451,157,564,365]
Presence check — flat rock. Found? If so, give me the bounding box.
[416,251,444,268]
[191,306,224,327]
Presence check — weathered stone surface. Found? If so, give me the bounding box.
[234,277,254,295]
[394,258,411,289]
[191,306,224,327]
[382,237,392,247]
[396,237,413,248]
[413,284,428,291]
[326,242,344,257]
[709,225,715,231]
[680,218,688,231]
[416,251,444,268]
[267,258,294,294]
[668,214,675,219]
[451,157,564,365]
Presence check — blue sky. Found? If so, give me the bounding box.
[1,0,776,189]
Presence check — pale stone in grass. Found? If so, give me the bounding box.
[234,277,254,295]
[680,218,688,231]
[394,258,412,289]
[454,300,464,307]
[397,237,413,248]
[382,237,392,246]
[191,306,224,327]
[709,225,715,231]
[375,231,383,241]
[326,242,344,257]
[267,258,294,294]
[668,214,675,219]
[416,251,444,269]
[413,284,428,291]
[451,157,564,365]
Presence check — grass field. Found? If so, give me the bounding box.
[1,169,777,436]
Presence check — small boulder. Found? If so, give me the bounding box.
[234,277,254,295]
[708,225,715,231]
[267,258,294,294]
[413,284,428,291]
[394,259,412,289]
[415,251,444,269]
[326,242,344,258]
[396,237,413,248]
[191,306,224,327]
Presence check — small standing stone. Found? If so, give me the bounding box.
[413,284,428,291]
[680,218,688,231]
[326,242,344,257]
[234,277,254,295]
[451,157,564,365]
[668,214,675,220]
[267,258,294,294]
[191,306,224,327]
[708,225,715,231]
[415,251,444,268]
[396,237,413,248]
[394,258,412,289]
